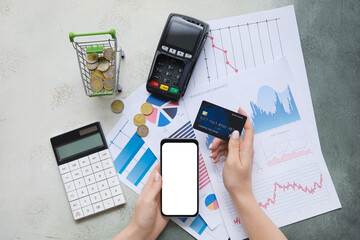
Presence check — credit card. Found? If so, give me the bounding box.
[193,101,247,141]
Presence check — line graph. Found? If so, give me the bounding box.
[258,174,323,209]
[191,17,284,86]
[208,36,238,73]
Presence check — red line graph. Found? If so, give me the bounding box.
[233,217,241,225]
[199,154,210,190]
[258,174,323,210]
[208,36,238,73]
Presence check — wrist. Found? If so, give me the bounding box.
[230,190,257,211]
[114,221,146,240]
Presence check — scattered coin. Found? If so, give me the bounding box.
[103,66,115,78]
[104,48,115,61]
[98,59,110,72]
[91,70,104,80]
[133,113,146,126]
[141,102,153,115]
[137,125,149,137]
[90,77,103,92]
[104,77,114,91]
[86,61,98,71]
[86,53,98,63]
[111,100,124,114]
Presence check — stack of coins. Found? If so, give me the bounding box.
[132,102,154,137]
[86,48,115,93]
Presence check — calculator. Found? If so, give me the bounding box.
[50,122,126,220]
[146,13,209,101]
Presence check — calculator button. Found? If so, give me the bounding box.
[185,53,192,59]
[157,61,164,66]
[153,75,160,80]
[61,172,73,183]
[108,176,120,187]
[178,68,183,73]
[74,178,86,189]
[160,84,169,91]
[69,160,80,171]
[161,45,169,51]
[93,202,104,213]
[168,65,174,70]
[99,149,111,160]
[82,165,93,177]
[89,153,100,164]
[70,199,81,211]
[105,168,116,178]
[90,192,101,204]
[98,180,109,191]
[82,205,94,217]
[87,183,99,195]
[71,168,83,180]
[163,78,171,84]
[110,185,122,196]
[77,187,89,198]
[92,161,103,173]
[169,48,176,54]
[95,171,106,182]
[64,181,76,192]
[79,196,91,207]
[170,88,179,94]
[150,81,159,88]
[101,158,113,169]
[177,51,184,57]
[173,81,179,86]
[78,156,90,167]
[67,190,79,201]
[100,189,111,200]
[155,68,162,73]
[113,194,126,206]
[59,163,70,174]
[165,72,172,77]
[103,198,115,210]
[84,175,96,185]
[72,209,84,220]
[176,74,181,80]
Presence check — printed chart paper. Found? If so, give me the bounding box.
[182,59,341,239]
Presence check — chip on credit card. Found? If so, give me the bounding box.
[193,101,247,141]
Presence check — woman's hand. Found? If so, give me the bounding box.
[113,164,168,240]
[210,108,254,198]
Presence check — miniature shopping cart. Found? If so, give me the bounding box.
[69,29,125,96]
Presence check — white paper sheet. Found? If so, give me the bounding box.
[182,58,341,239]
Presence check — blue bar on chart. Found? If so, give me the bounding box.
[126,148,157,186]
[189,215,207,235]
[178,217,187,223]
[114,133,144,174]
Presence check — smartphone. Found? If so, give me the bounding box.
[160,138,199,217]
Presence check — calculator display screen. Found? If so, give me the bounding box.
[56,133,104,162]
[165,19,202,52]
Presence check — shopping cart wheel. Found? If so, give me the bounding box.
[117,85,122,93]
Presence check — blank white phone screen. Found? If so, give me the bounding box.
[161,142,198,216]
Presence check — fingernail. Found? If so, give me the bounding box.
[209,154,213,159]
[155,172,159,181]
[232,130,240,139]
[209,143,212,149]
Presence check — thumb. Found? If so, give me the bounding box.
[227,130,240,164]
[147,167,162,201]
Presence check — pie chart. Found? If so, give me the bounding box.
[145,95,178,127]
[205,194,219,210]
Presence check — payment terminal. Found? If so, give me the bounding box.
[146,14,209,101]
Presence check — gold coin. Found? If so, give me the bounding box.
[141,102,153,115]
[91,70,104,80]
[104,48,115,61]
[111,100,124,114]
[104,77,114,91]
[86,53,98,63]
[137,125,149,137]
[97,59,110,72]
[133,113,146,126]
[90,77,103,92]
[103,66,114,78]
[86,61,98,71]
